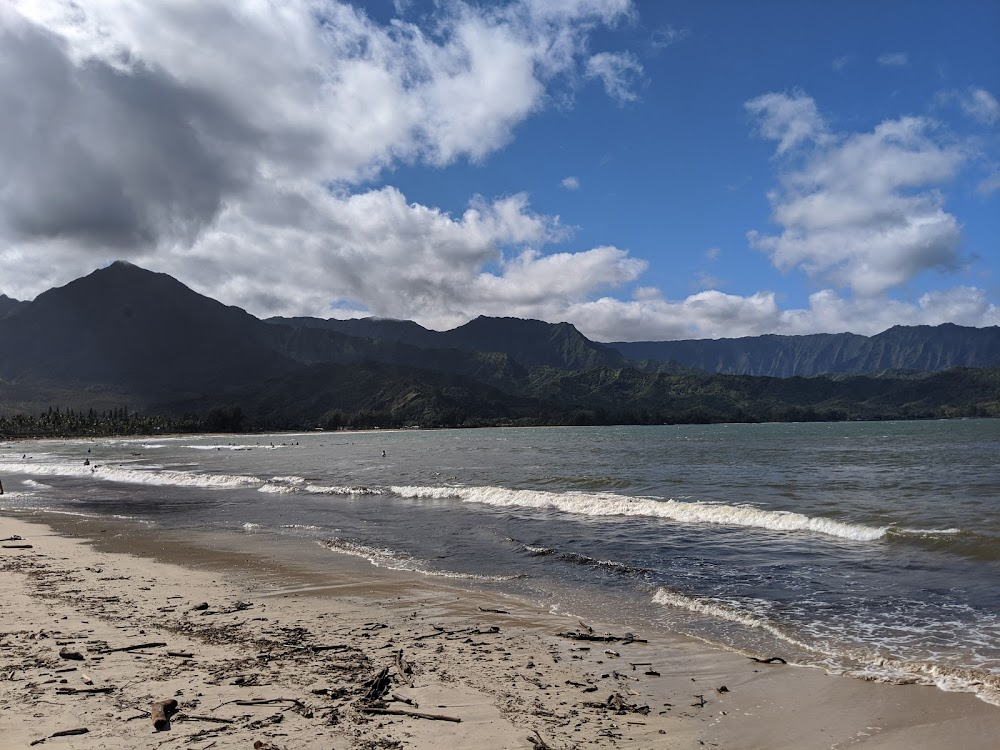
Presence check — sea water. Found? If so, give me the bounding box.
[2,421,998,704]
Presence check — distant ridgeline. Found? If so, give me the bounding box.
[0,262,997,435]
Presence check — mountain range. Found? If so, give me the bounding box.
[0,262,997,431]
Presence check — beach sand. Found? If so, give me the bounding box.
[1,514,998,749]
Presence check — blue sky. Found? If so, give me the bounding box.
[2,0,998,340]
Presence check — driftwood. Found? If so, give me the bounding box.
[692,694,707,708]
[2,544,33,549]
[415,625,499,641]
[151,698,178,731]
[527,729,552,749]
[166,651,193,658]
[583,692,650,715]
[394,649,414,687]
[309,644,348,653]
[363,667,392,702]
[478,607,509,614]
[0,535,22,542]
[390,692,418,707]
[556,630,647,644]
[749,656,787,664]
[359,707,461,723]
[175,714,233,724]
[55,686,114,695]
[103,642,167,654]
[29,727,88,746]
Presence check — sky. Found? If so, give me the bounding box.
[1,0,998,342]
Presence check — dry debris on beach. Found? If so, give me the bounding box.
[4,517,1000,750]
[0,519,704,749]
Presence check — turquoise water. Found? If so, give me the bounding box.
[2,420,999,703]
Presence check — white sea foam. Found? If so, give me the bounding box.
[305,484,383,496]
[258,484,297,494]
[652,588,1000,707]
[0,460,263,490]
[22,480,52,489]
[390,485,887,541]
[317,539,522,581]
[185,444,256,451]
[652,588,821,655]
[242,522,263,532]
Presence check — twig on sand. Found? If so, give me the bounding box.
[749,656,787,664]
[527,729,552,749]
[359,707,461,723]
[102,641,168,654]
[30,728,88,746]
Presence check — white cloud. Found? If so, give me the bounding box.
[831,55,849,72]
[978,167,1000,195]
[745,91,829,155]
[960,87,1000,125]
[747,93,966,297]
[560,286,1000,342]
[704,246,721,261]
[585,51,643,103]
[561,176,581,190]
[650,25,689,49]
[877,52,908,67]
[0,0,640,302]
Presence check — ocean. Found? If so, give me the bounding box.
[2,420,998,706]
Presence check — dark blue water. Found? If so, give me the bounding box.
[2,421,998,704]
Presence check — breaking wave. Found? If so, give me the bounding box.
[305,484,383,496]
[392,485,888,542]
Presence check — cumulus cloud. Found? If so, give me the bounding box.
[562,285,1000,342]
[1,2,996,344]
[745,91,829,155]
[0,0,639,299]
[747,93,966,296]
[585,51,643,103]
[877,52,908,67]
[960,87,1000,125]
[561,176,581,190]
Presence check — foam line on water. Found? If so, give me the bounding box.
[317,538,521,581]
[652,588,1000,707]
[391,484,887,541]
[0,460,262,490]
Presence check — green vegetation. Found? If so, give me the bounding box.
[3,366,997,438]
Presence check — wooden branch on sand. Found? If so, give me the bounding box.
[359,707,461,723]
[556,630,647,644]
[151,699,178,731]
[749,656,787,664]
[30,728,88,746]
[102,642,167,654]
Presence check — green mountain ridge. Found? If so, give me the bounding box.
[1,262,998,434]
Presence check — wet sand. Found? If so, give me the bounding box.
[1,513,998,749]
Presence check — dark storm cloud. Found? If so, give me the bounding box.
[0,17,257,249]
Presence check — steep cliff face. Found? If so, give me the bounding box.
[610,325,1000,376]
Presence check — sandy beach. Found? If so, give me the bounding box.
[1,513,999,750]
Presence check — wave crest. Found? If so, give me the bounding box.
[392,485,886,541]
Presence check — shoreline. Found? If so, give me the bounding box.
[2,512,999,748]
